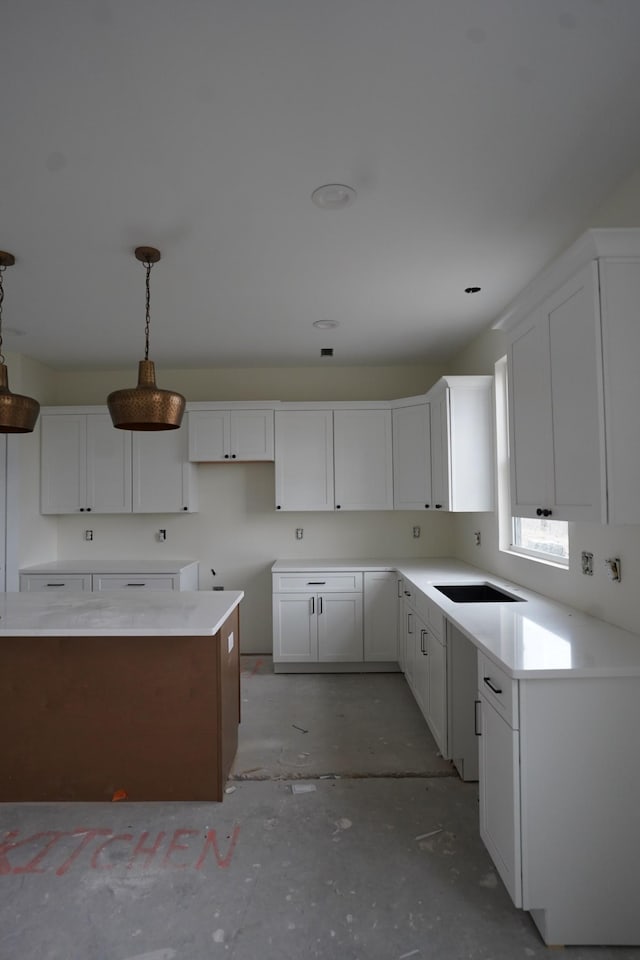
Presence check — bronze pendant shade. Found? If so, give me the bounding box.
[0,252,40,434]
[107,247,185,431]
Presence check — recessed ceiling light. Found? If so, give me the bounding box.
[313,319,340,329]
[311,184,356,210]
[464,286,482,294]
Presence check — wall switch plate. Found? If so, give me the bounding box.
[473,531,481,546]
[605,557,621,582]
[296,528,304,540]
[581,551,594,575]
[412,526,421,538]
[84,529,93,542]
[158,529,167,542]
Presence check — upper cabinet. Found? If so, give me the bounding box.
[333,408,393,510]
[41,408,197,514]
[426,377,495,512]
[188,406,275,462]
[392,401,432,510]
[508,264,604,522]
[274,409,334,511]
[274,406,393,511]
[501,228,640,525]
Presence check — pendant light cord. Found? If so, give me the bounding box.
[0,264,5,364]
[143,259,153,362]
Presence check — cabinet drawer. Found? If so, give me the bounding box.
[478,653,519,728]
[273,572,362,593]
[415,592,445,639]
[94,575,177,591]
[20,574,91,593]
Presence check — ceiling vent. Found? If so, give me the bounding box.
[320,348,334,357]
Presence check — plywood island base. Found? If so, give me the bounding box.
[1,606,240,802]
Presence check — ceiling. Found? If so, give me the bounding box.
[3,0,640,371]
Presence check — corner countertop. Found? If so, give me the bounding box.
[272,557,640,679]
[20,559,199,575]
[0,590,243,637]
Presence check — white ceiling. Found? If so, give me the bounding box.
[2,0,640,370]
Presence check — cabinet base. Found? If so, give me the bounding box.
[273,661,400,674]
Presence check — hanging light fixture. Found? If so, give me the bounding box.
[0,251,40,434]
[107,246,185,430]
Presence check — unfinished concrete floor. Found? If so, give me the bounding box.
[2,657,639,960]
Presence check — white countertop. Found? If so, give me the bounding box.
[20,559,199,575]
[0,590,243,637]
[273,558,640,679]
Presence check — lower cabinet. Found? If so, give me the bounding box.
[272,567,401,671]
[20,562,199,593]
[477,651,640,945]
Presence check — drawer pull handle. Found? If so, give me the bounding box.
[126,583,146,587]
[397,580,403,598]
[318,597,323,615]
[46,583,66,587]
[483,676,503,695]
[307,581,326,585]
[474,699,481,736]
[420,628,428,655]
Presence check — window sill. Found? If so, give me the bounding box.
[501,546,569,571]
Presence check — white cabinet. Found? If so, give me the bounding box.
[363,571,399,661]
[392,401,432,510]
[426,377,494,512]
[41,412,132,514]
[507,263,605,522]
[272,570,363,667]
[333,409,393,510]
[274,407,393,512]
[188,408,274,462]
[274,410,334,511]
[40,408,196,514]
[19,574,92,593]
[502,229,640,525]
[131,429,197,513]
[20,561,199,593]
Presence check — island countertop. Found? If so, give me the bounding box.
[0,589,243,637]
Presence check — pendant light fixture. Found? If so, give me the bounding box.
[107,246,185,430]
[0,251,40,434]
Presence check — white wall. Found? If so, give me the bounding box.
[450,163,640,637]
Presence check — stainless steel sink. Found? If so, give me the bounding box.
[433,582,524,603]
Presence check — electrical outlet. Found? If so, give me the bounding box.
[473,531,481,546]
[84,529,93,542]
[581,551,594,576]
[295,528,304,540]
[412,526,421,538]
[605,557,621,582]
[158,529,167,542]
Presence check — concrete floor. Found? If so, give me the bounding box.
[2,658,639,960]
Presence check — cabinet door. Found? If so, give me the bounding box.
[334,409,393,510]
[363,571,398,661]
[317,593,363,661]
[478,695,522,907]
[274,410,334,511]
[230,410,274,460]
[429,391,449,511]
[272,594,318,662]
[545,263,604,521]
[40,414,87,514]
[132,429,195,513]
[412,624,429,719]
[188,410,229,461]
[426,632,447,754]
[392,403,432,509]
[85,414,132,513]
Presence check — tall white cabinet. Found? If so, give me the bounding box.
[501,228,640,525]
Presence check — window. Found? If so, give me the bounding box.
[495,356,569,567]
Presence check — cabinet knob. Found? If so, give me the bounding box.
[435,504,442,509]
[231,454,237,459]
[544,508,552,517]
[336,504,341,509]
[276,505,281,510]
[79,507,85,512]
[536,508,543,516]
[183,506,188,511]
[86,507,92,512]
[224,454,230,459]
[425,504,430,509]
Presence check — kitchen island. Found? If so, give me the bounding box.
[0,590,243,802]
